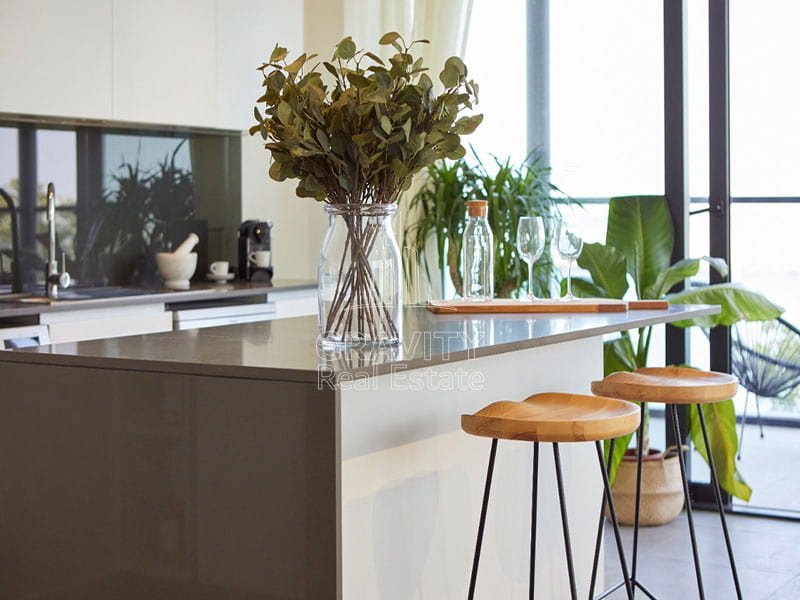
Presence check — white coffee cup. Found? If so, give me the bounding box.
[248,250,271,268]
[209,260,229,275]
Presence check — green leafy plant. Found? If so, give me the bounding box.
[250,32,482,205]
[572,195,782,501]
[250,33,482,343]
[402,153,568,298]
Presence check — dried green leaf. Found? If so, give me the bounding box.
[453,114,483,135]
[336,37,357,60]
[379,32,402,45]
[276,101,292,125]
[270,45,289,62]
[346,72,371,88]
[285,53,307,74]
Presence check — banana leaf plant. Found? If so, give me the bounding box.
[402,152,568,298]
[571,195,782,501]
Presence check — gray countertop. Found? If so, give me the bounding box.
[0,278,316,320]
[0,304,719,383]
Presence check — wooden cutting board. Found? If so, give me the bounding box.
[426,298,669,314]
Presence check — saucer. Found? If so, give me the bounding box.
[206,272,235,283]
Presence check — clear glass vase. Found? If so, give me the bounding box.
[318,203,403,349]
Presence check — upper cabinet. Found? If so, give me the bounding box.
[112,0,216,127]
[0,0,303,131]
[0,0,114,119]
[215,0,304,132]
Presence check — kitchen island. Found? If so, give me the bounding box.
[0,304,716,599]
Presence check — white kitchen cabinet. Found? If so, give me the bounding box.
[39,303,172,344]
[215,0,303,130]
[267,288,317,320]
[0,0,304,132]
[112,0,217,127]
[0,0,113,119]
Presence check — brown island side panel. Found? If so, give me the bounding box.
[0,361,339,600]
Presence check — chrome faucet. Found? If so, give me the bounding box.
[46,183,70,298]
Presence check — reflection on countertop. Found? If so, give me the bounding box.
[4,304,719,383]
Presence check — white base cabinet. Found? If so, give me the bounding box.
[39,303,172,344]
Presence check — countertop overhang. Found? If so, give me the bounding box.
[0,304,720,384]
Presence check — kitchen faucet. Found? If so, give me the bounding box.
[46,183,71,298]
[0,187,21,293]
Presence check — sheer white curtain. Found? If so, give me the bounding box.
[344,0,472,68]
[344,0,474,301]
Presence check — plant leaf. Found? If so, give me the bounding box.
[605,432,634,485]
[689,401,752,501]
[336,37,357,60]
[379,32,401,45]
[576,242,629,299]
[559,276,605,298]
[604,335,638,375]
[645,256,731,299]
[270,45,288,63]
[668,283,784,327]
[453,114,484,135]
[606,195,673,297]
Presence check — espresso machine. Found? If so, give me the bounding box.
[238,220,274,281]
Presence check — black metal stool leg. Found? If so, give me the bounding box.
[529,442,539,600]
[594,440,635,600]
[631,402,646,595]
[468,438,498,600]
[696,406,743,599]
[552,443,578,600]
[589,437,614,599]
[668,403,705,600]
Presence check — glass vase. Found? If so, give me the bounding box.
[318,203,403,349]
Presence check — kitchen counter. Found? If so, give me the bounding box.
[0,303,717,599]
[5,303,717,382]
[0,277,316,320]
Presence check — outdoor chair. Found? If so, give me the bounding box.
[732,317,800,459]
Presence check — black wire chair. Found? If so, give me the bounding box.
[732,317,800,459]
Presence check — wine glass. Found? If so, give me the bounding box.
[516,216,545,300]
[555,219,583,301]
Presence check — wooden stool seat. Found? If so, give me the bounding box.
[591,366,738,405]
[461,392,641,443]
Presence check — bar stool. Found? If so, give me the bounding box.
[591,367,742,600]
[461,392,641,600]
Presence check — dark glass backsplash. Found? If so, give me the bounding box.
[0,118,241,291]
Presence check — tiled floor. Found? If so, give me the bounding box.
[732,422,800,514]
[603,511,800,599]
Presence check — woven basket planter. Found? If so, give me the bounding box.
[610,447,684,526]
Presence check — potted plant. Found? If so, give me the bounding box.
[250,33,481,348]
[570,195,782,523]
[402,153,569,299]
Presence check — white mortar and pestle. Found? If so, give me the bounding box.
[156,234,199,289]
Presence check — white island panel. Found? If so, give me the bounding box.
[341,335,605,599]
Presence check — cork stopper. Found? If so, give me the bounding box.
[466,199,488,217]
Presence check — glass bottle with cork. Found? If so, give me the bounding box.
[462,199,494,301]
